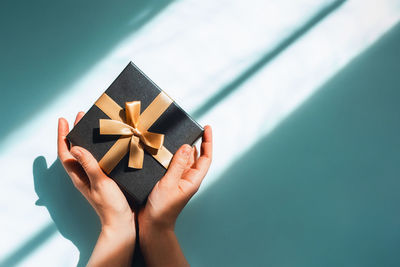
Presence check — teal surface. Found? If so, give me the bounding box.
[177,22,400,266]
[0,0,173,140]
[1,1,399,266]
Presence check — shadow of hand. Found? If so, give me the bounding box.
[33,156,101,267]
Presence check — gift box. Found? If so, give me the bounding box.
[67,62,203,206]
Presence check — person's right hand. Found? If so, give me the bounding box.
[58,112,135,230]
[58,112,136,266]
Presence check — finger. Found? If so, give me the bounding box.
[70,146,106,184]
[184,126,213,188]
[58,118,90,194]
[57,118,74,162]
[186,146,195,169]
[163,144,192,182]
[74,111,85,126]
[62,158,90,195]
[195,125,213,172]
[193,146,198,160]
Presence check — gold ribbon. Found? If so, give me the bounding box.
[94,92,173,174]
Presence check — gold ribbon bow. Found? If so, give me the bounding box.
[95,92,173,174]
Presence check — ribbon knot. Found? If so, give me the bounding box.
[99,101,165,169]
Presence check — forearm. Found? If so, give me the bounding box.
[140,225,189,267]
[87,225,136,267]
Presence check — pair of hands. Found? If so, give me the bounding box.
[57,112,212,266]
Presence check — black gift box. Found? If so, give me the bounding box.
[67,62,203,206]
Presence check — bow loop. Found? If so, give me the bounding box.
[99,119,135,135]
[125,101,140,129]
[99,100,166,169]
[141,131,164,149]
[128,135,144,169]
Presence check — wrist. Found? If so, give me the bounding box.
[139,220,175,244]
[100,209,135,231]
[101,222,136,245]
[88,221,136,267]
[138,221,189,267]
[139,214,175,236]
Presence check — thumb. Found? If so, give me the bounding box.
[70,146,105,182]
[164,144,192,182]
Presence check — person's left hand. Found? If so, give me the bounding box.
[57,112,135,234]
[138,125,213,232]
